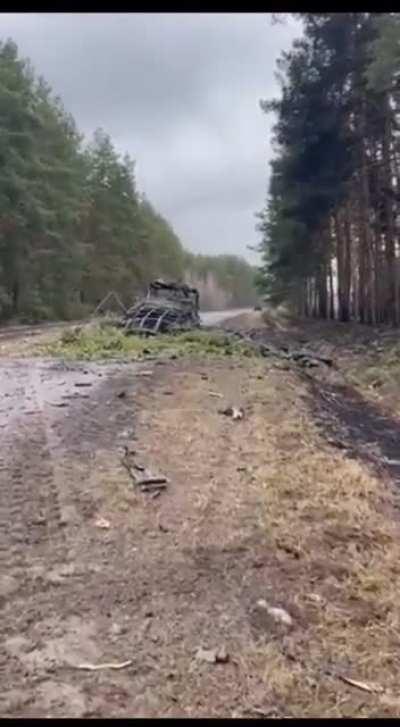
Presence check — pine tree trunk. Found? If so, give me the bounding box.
[342,203,352,322]
[335,211,348,321]
[360,130,376,325]
[382,92,397,324]
[328,257,335,319]
[357,194,366,324]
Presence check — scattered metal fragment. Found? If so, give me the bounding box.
[221,328,334,369]
[91,291,127,318]
[381,457,400,466]
[122,452,168,496]
[327,438,348,450]
[94,517,111,529]
[255,600,293,626]
[195,646,229,664]
[195,647,217,664]
[139,479,168,490]
[208,391,224,399]
[215,647,229,663]
[219,406,244,420]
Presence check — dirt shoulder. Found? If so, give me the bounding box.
[130,357,400,718]
[2,319,400,716]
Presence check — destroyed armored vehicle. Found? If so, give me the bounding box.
[121,280,201,335]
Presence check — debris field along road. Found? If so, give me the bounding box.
[3,311,400,717]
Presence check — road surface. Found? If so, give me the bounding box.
[200,308,251,326]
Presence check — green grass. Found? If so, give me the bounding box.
[38,324,259,362]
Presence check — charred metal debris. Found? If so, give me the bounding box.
[119,280,201,336]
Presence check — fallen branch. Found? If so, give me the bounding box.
[338,675,384,694]
[283,647,387,699]
[74,660,133,671]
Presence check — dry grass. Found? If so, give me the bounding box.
[126,354,400,717]
[261,304,293,331]
[243,369,400,717]
[346,343,400,417]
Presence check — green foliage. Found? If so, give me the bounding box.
[135,198,186,289]
[257,15,359,303]
[365,14,400,92]
[0,39,255,322]
[40,325,258,361]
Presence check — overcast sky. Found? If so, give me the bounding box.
[1,13,300,264]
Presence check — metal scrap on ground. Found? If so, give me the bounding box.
[195,646,230,664]
[122,447,168,495]
[91,290,127,318]
[219,406,244,420]
[119,279,201,335]
[223,328,334,369]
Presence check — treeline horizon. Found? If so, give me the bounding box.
[257,13,400,326]
[0,38,256,323]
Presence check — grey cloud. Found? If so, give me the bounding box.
[0,12,300,262]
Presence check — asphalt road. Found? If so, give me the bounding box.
[199,308,251,326]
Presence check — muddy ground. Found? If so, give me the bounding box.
[2,314,400,717]
[1,352,281,717]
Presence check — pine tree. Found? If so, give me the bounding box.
[0,38,257,321]
[257,13,400,326]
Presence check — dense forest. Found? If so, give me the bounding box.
[0,39,256,322]
[257,13,400,325]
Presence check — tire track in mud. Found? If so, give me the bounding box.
[0,358,140,716]
[0,358,137,581]
[25,366,67,557]
[0,365,31,576]
[0,364,66,582]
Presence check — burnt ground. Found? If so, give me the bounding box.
[3,315,400,716]
[307,378,400,494]
[223,311,400,495]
